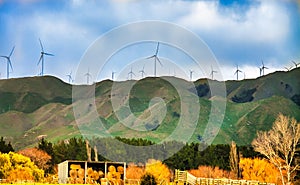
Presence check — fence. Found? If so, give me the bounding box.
[174,170,276,185]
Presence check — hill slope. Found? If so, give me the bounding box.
[0,68,299,149]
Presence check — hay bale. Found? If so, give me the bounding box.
[76,177,84,184]
[94,170,100,180]
[78,168,85,179]
[87,167,94,177]
[108,165,116,173]
[107,172,114,179]
[99,170,104,178]
[68,177,75,184]
[69,169,77,178]
[117,166,124,174]
[115,172,121,179]
[70,164,81,170]
[86,177,93,184]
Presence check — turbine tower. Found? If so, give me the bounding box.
[210,65,217,80]
[258,67,262,77]
[112,71,116,81]
[261,60,268,76]
[66,71,73,84]
[0,46,15,79]
[128,67,135,80]
[292,60,300,68]
[139,65,146,78]
[85,68,92,84]
[234,65,242,80]
[189,70,194,81]
[146,42,162,77]
[38,38,54,76]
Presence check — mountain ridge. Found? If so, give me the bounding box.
[0,68,299,149]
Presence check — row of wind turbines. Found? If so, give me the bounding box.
[1,41,299,83]
[112,42,300,82]
[0,39,54,79]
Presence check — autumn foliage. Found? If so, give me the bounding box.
[0,152,44,182]
[18,148,51,171]
[145,159,171,183]
[126,159,171,183]
[239,158,281,184]
[189,165,235,179]
[126,163,145,179]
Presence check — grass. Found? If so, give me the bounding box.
[0,69,300,149]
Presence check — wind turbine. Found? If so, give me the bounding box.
[85,68,92,84]
[189,70,194,81]
[139,65,146,78]
[66,71,73,84]
[38,38,54,76]
[292,60,300,68]
[210,65,217,80]
[112,71,116,81]
[234,65,242,80]
[0,46,14,79]
[258,67,262,77]
[146,42,162,77]
[128,67,135,80]
[261,60,268,76]
[284,66,293,71]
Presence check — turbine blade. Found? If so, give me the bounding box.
[9,46,15,57]
[44,53,54,56]
[155,42,160,55]
[146,55,155,59]
[37,55,43,65]
[39,38,44,52]
[8,59,13,71]
[156,57,163,66]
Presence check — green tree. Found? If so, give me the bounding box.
[0,137,14,153]
[141,173,157,185]
[38,138,55,173]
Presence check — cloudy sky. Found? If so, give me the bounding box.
[0,0,299,83]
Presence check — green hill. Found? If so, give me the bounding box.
[0,68,299,149]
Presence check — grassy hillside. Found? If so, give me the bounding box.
[0,76,72,113]
[0,68,299,149]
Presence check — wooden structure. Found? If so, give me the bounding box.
[58,160,126,184]
[174,170,276,185]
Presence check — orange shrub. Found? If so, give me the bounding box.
[239,158,281,184]
[126,163,145,179]
[189,166,235,179]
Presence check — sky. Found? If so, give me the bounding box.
[0,0,299,83]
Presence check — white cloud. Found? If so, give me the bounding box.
[178,1,290,44]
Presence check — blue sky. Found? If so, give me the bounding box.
[0,0,299,83]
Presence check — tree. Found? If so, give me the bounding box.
[141,173,157,185]
[229,141,239,179]
[38,138,55,173]
[145,159,171,183]
[18,148,51,171]
[252,113,300,185]
[126,163,145,179]
[0,152,44,182]
[239,158,281,183]
[0,137,14,153]
[189,165,235,178]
